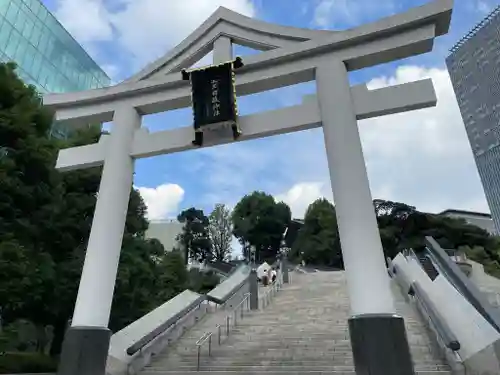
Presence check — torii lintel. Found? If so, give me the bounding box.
[124,6,336,83]
[43,0,452,127]
[55,79,436,172]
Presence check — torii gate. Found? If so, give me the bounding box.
[44,1,453,375]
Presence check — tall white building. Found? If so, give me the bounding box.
[446,6,500,235]
[145,219,184,252]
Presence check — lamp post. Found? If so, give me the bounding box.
[280,227,290,283]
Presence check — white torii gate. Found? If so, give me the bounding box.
[45,1,453,375]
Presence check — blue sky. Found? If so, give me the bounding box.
[41,0,499,225]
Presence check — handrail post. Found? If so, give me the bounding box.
[197,345,201,371]
[218,325,221,345]
[226,315,230,336]
[208,335,212,356]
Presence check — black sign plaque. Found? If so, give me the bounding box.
[182,57,243,146]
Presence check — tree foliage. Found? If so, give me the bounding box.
[0,61,61,330]
[188,268,220,294]
[111,243,188,332]
[0,63,190,358]
[288,197,500,277]
[209,204,233,261]
[177,207,212,264]
[232,191,291,263]
[290,198,342,267]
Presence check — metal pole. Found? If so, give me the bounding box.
[283,258,289,284]
[197,346,201,371]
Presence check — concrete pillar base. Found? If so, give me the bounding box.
[348,313,414,375]
[58,326,111,375]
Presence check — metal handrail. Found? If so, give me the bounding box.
[196,292,251,371]
[410,281,460,352]
[389,262,461,359]
[425,236,500,334]
[260,273,283,308]
[126,295,206,355]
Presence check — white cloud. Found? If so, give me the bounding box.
[311,0,395,28]
[136,183,185,220]
[276,182,330,218]
[475,0,496,14]
[54,0,113,43]
[101,64,121,84]
[313,0,338,28]
[53,0,255,70]
[359,65,488,214]
[110,0,255,67]
[195,65,489,217]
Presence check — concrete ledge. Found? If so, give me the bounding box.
[461,339,500,375]
[107,302,209,375]
[390,253,500,374]
[207,264,250,305]
[106,290,205,375]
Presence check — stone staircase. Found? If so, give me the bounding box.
[140,270,452,374]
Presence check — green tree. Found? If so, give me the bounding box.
[209,204,233,261]
[188,269,220,294]
[0,61,61,341]
[177,207,212,264]
[290,198,342,268]
[0,63,191,359]
[110,240,188,332]
[372,199,500,273]
[373,199,417,259]
[158,249,189,299]
[232,191,291,263]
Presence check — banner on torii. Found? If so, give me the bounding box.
[182,57,244,146]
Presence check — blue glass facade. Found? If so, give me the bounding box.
[446,6,500,234]
[0,0,110,136]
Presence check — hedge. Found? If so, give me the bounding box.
[0,352,57,374]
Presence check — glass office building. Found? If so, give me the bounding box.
[0,0,110,137]
[446,6,500,235]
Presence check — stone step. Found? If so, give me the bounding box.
[157,349,446,360]
[222,333,434,346]
[166,343,440,355]
[145,364,452,372]
[143,372,451,375]
[163,350,442,361]
[158,356,445,367]
[140,271,450,374]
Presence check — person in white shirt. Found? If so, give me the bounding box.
[271,268,277,283]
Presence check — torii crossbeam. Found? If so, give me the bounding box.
[44,2,453,375]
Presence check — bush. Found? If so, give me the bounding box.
[0,352,57,374]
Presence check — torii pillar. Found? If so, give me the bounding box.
[44,2,453,375]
